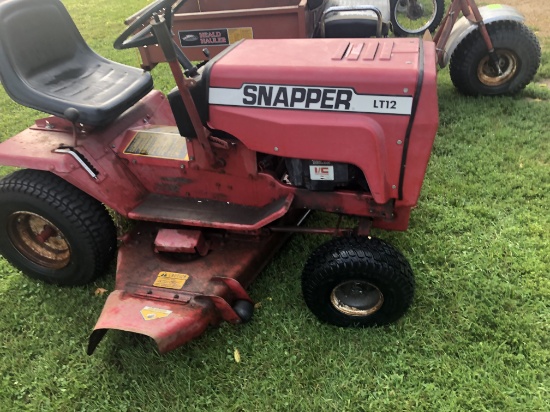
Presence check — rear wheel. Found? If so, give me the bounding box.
[0,170,116,286]
[390,0,444,37]
[449,21,541,96]
[302,236,414,327]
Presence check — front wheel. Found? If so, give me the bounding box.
[390,0,444,37]
[449,21,541,96]
[0,170,117,286]
[301,236,414,327]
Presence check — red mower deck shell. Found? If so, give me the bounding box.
[88,219,302,354]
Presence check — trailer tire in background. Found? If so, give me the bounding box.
[390,0,444,36]
[449,21,541,96]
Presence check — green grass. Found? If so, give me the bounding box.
[0,1,549,411]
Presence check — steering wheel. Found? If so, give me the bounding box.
[114,0,181,50]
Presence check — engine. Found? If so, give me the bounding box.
[285,158,362,191]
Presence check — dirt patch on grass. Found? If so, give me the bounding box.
[491,0,550,38]
[525,79,549,102]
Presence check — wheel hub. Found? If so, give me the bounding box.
[7,212,70,269]
[330,280,384,316]
[397,0,409,13]
[478,50,518,87]
[395,0,436,33]
[407,3,424,21]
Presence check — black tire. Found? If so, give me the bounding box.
[233,300,254,323]
[449,21,541,96]
[0,169,117,286]
[302,236,414,327]
[390,0,444,37]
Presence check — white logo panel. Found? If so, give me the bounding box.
[209,84,413,115]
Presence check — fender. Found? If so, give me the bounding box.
[0,91,175,215]
[0,121,149,215]
[441,5,525,68]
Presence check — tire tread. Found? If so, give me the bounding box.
[0,170,116,285]
[302,236,414,327]
[449,21,541,96]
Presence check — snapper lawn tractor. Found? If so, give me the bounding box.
[0,0,438,354]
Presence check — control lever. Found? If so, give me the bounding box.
[64,107,81,147]
[195,48,211,71]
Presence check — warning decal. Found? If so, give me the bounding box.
[310,165,335,181]
[227,27,253,43]
[124,127,188,160]
[141,306,172,321]
[153,271,190,290]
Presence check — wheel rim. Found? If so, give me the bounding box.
[477,50,518,87]
[330,280,384,316]
[7,212,71,269]
[394,0,437,34]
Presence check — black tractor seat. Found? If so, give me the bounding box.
[0,0,153,127]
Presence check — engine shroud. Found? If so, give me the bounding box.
[204,38,439,208]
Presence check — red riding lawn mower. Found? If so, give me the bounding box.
[0,0,438,354]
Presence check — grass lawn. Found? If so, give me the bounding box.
[0,1,548,411]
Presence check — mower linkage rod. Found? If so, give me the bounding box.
[269,214,372,236]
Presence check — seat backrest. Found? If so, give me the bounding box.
[0,0,89,101]
[0,0,154,127]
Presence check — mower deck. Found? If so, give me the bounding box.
[88,213,304,354]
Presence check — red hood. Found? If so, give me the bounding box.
[208,38,423,96]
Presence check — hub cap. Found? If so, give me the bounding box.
[407,3,424,20]
[477,50,518,87]
[330,280,384,316]
[7,212,70,269]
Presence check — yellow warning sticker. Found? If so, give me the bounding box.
[140,306,172,321]
[228,27,253,44]
[124,126,189,160]
[153,271,190,290]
